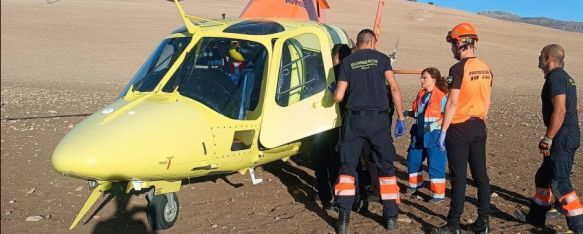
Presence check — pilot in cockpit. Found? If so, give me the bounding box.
[227,40,246,85]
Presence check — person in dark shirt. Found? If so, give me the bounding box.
[515,44,582,234]
[332,29,405,233]
[332,43,375,213]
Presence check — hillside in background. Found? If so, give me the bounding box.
[477,10,583,33]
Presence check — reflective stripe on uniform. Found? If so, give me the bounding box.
[335,175,356,196]
[380,176,397,185]
[561,192,579,204]
[566,208,583,217]
[560,191,583,217]
[433,193,445,199]
[379,176,400,204]
[412,89,447,126]
[430,178,446,199]
[381,194,400,200]
[408,172,423,188]
[424,116,439,123]
[533,187,552,206]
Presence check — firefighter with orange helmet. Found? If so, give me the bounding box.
[432,22,493,234]
[514,44,583,234]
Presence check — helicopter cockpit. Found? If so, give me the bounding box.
[123,36,267,120]
[164,37,267,120]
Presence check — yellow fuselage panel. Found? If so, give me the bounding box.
[52,96,216,180]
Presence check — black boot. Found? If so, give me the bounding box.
[385,217,398,230]
[336,211,350,234]
[514,204,549,227]
[470,216,490,234]
[352,199,369,213]
[431,223,461,234]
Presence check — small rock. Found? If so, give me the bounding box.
[398,217,413,223]
[45,214,52,219]
[491,192,499,198]
[48,110,57,114]
[211,224,218,228]
[75,187,84,192]
[5,211,12,215]
[9,200,15,204]
[26,188,36,194]
[26,216,43,222]
[68,124,74,129]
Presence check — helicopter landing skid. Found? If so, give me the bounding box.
[248,167,263,185]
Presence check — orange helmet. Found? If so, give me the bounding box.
[446,22,479,44]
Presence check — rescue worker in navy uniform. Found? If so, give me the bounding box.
[432,22,493,234]
[333,29,406,233]
[514,44,583,234]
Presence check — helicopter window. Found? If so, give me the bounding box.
[120,37,190,96]
[163,37,267,120]
[323,25,342,45]
[275,33,326,107]
[223,20,285,35]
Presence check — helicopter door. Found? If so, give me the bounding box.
[260,31,337,148]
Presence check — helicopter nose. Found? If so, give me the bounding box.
[51,99,213,181]
[51,143,99,179]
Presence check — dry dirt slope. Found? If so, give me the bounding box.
[1,0,583,233]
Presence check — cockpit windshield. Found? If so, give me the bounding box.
[120,37,190,97]
[163,37,267,120]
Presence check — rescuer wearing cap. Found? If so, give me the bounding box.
[432,22,493,234]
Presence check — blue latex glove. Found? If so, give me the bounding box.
[328,81,337,93]
[395,119,405,137]
[438,132,447,151]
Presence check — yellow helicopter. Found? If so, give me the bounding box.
[52,0,409,230]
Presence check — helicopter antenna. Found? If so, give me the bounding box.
[388,36,399,66]
[173,0,197,33]
[172,0,225,34]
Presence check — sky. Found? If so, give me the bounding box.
[416,0,583,22]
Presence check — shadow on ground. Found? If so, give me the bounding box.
[90,183,152,234]
[263,159,337,229]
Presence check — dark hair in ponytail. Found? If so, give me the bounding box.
[421,67,448,93]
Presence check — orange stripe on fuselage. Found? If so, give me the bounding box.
[240,0,328,22]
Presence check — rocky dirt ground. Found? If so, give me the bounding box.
[1,79,581,233]
[2,0,583,233]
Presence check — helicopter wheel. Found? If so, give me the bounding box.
[147,192,179,230]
